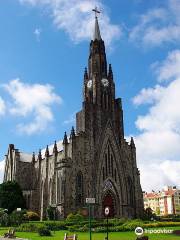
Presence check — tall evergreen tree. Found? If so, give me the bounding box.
[0,181,26,213]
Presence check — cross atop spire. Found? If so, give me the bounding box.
[92,7,101,40]
[92,6,100,18]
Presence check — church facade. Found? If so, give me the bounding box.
[3,16,144,219]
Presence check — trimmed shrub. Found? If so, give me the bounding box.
[38,226,51,236]
[24,211,40,221]
[66,213,74,221]
[66,213,84,223]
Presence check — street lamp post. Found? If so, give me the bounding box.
[86,198,95,240]
[105,207,110,240]
[89,204,92,240]
[16,208,22,226]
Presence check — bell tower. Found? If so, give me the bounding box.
[88,15,107,79]
[76,9,124,143]
[84,10,114,107]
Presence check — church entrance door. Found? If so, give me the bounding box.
[102,193,115,217]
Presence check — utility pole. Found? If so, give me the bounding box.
[105,207,110,240]
[86,198,96,240]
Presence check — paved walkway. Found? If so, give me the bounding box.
[0,238,28,240]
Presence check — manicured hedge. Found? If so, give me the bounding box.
[144,221,180,228]
[16,223,44,232]
[14,219,180,233]
[44,221,68,230]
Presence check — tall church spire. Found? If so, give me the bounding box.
[92,7,101,40]
[93,17,101,40]
[86,7,107,80]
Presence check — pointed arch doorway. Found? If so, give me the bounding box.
[102,192,115,217]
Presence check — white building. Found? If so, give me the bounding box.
[144,186,180,216]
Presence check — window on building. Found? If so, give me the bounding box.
[103,143,118,183]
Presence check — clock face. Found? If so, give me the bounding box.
[101,78,109,87]
[87,80,92,88]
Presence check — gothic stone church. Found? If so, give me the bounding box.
[3,16,144,219]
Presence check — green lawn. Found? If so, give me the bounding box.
[0,228,180,240]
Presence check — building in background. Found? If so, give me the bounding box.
[3,13,144,219]
[144,191,159,215]
[144,186,180,216]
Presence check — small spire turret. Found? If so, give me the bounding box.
[63,132,68,145]
[130,137,135,148]
[108,64,113,80]
[45,145,49,157]
[84,67,88,78]
[70,126,75,139]
[53,140,58,157]
[32,152,35,164]
[38,149,42,160]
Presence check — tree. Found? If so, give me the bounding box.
[46,206,55,220]
[0,181,26,213]
[142,207,155,220]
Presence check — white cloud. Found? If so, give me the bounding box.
[140,160,180,192]
[129,0,180,47]
[19,0,122,46]
[133,49,180,191]
[133,85,164,106]
[0,160,5,183]
[34,28,42,41]
[135,79,180,133]
[153,50,180,82]
[3,79,62,135]
[0,97,6,116]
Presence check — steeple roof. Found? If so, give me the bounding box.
[93,16,101,40]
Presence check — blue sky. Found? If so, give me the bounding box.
[0,0,180,191]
